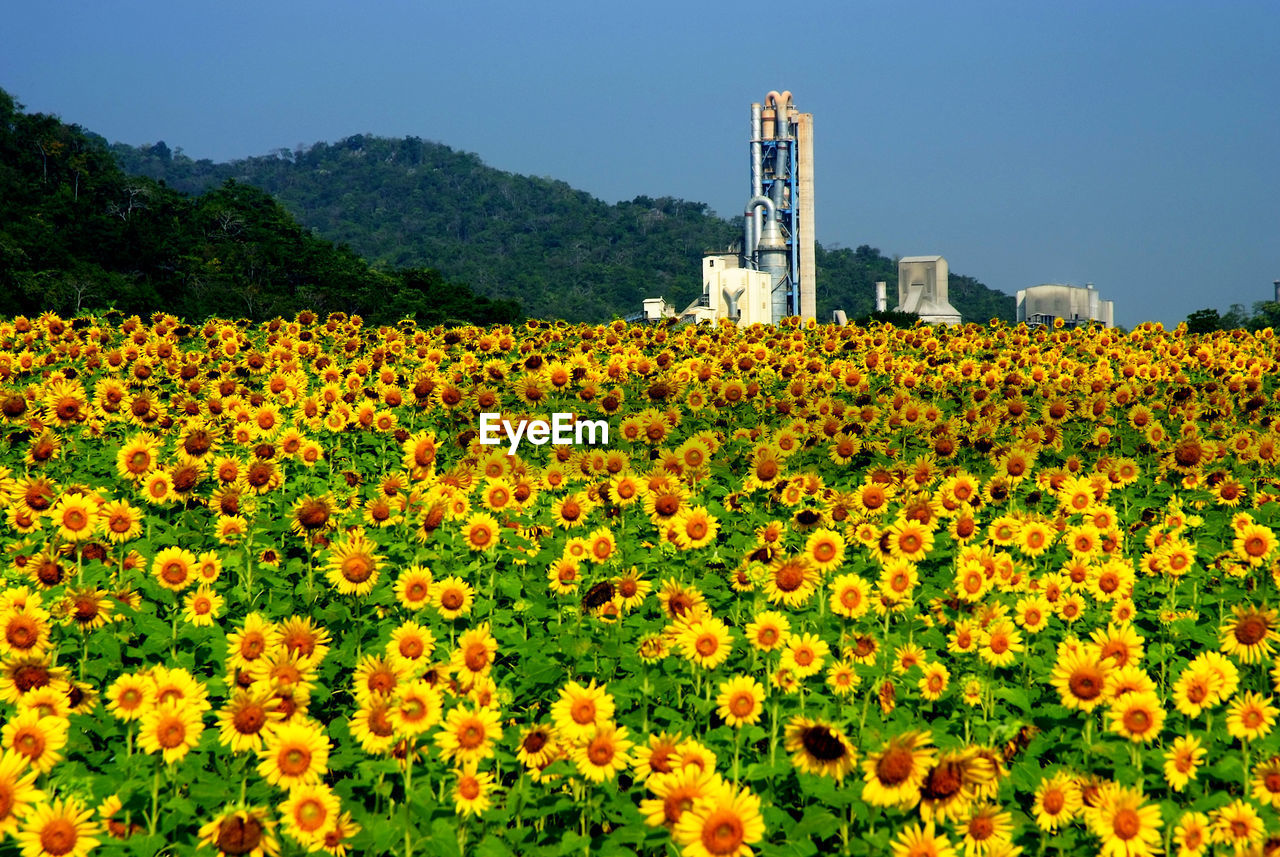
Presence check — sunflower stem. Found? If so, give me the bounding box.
[403,753,414,857]
[148,764,161,835]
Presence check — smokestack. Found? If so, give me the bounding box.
[1274,280,1280,303]
[875,281,887,313]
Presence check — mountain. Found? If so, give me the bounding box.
[0,88,520,326]
[114,135,1017,323]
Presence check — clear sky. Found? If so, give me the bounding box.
[3,0,1277,328]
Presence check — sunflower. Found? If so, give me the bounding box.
[387,621,436,672]
[289,494,336,539]
[640,765,723,829]
[462,511,501,553]
[217,688,284,754]
[716,676,765,728]
[197,806,280,857]
[452,761,497,817]
[668,505,717,551]
[104,671,153,722]
[49,494,99,543]
[432,576,475,621]
[140,470,177,505]
[1171,811,1210,857]
[551,680,615,742]
[1226,691,1278,741]
[0,749,45,837]
[227,613,281,672]
[0,605,51,657]
[1086,783,1162,857]
[977,620,1024,668]
[1,710,68,774]
[958,803,1013,857]
[115,432,162,481]
[324,530,382,597]
[781,633,830,679]
[280,782,340,849]
[152,546,198,592]
[349,696,397,755]
[257,719,330,788]
[1250,755,1280,809]
[393,565,434,612]
[1233,523,1277,567]
[15,797,100,857]
[918,664,950,702]
[515,725,560,771]
[435,704,503,765]
[762,555,820,608]
[1163,735,1206,793]
[450,624,498,688]
[886,518,934,563]
[1220,604,1279,664]
[671,780,766,857]
[828,573,870,619]
[889,820,956,857]
[183,586,224,627]
[861,731,936,808]
[138,699,204,765]
[785,717,857,783]
[572,722,634,783]
[1032,771,1082,832]
[1050,647,1110,712]
[1210,799,1263,851]
[679,616,734,671]
[351,654,406,703]
[1107,691,1165,743]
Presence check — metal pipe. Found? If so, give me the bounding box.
[751,102,762,266]
[743,195,775,270]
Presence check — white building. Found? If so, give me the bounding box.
[1016,284,1114,328]
[895,256,961,325]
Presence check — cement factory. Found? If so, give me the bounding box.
[641,91,1115,328]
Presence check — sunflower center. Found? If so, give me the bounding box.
[459,724,484,748]
[6,619,36,649]
[458,776,482,800]
[1123,709,1151,733]
[1042,789,1065,814]
[159,721,187,748]
[341,555,374,583]
[587,739,614,766]
[1112,808,1141,839]
[14,664,49,692]
[440,589,464,610]
[875,746,914,786]
[297,799,327,830]
[570,699,597,725]
[701,811,745,855]
[774,564,804,592]
[234,706,266,734]
[281,748,311,775]
[1068,667,1103,700]
[16,731,44,758]
[1236,615,1269,645]
[730,694,755,717]
[696,636,718,657]
[969,816,994,839]
[40,818,77,855]
[802,726,847,762]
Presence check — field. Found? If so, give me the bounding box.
[0,311,1278,857]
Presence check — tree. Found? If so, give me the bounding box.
[1184,308,1221,334]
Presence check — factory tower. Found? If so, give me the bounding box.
[744,91,816,322]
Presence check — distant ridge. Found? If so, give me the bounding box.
[115,135,1017,324]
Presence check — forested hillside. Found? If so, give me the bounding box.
[0,89,520,325]
[116,135,1017,323]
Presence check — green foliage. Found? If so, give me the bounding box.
[1184,307,1222,334]
[115,136,1016,324]
[0,88,516,327]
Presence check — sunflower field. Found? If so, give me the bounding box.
[1,311,1279,857]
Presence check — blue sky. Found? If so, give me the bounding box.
[3,0,1277,327]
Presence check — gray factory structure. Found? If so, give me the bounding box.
[643,90,816,326]
[1016,283,1114,328]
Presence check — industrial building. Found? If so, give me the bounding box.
[642,90,816,326]
[895,256,962,325]
[1016,283,1114,328]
